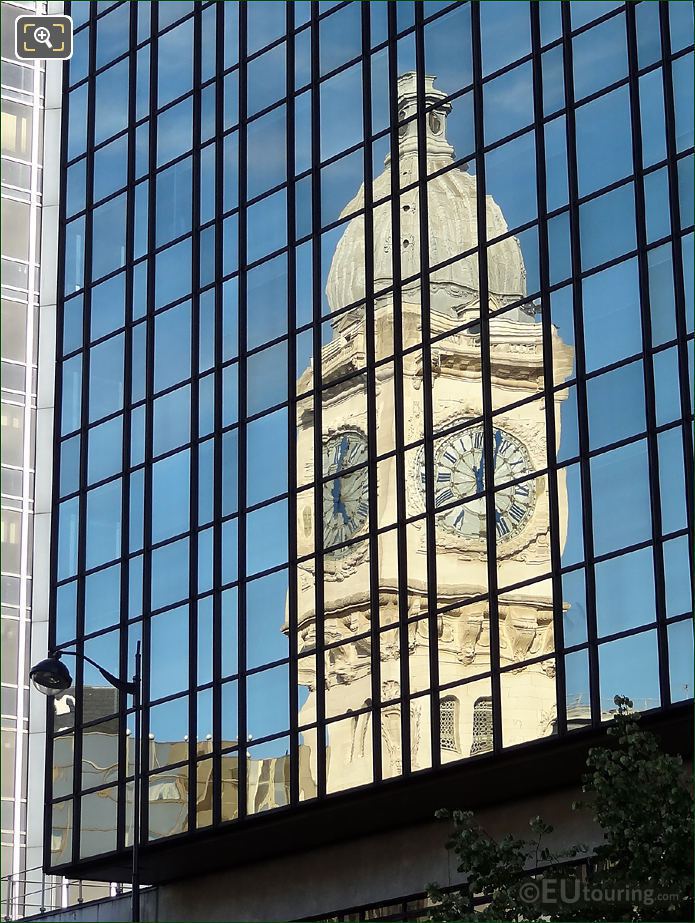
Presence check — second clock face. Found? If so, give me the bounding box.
[323,431,369,554]
[420,424,535,542]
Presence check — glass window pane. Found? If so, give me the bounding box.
[246,341,287,416]
[246,498,288,575]
[587,361,646,450]
[247,107,286,200]
[595,546,655,637]
[92,193,127,281]
[154,300,191,393]
[158,18,194,108]
[155,238,192,309]
[158,0,192,31]
[84,563,121,635]
[87,415,123,485]
[658,426,687,535]
[320,2,362,75]
[156,156,192,247]
[247,253,287,350]
[57,497,79,581]
[86,479,122,569]
[639,69,667,169]
[247,408,288,506]
[222,429,238,517]
[320,63,363,162]
[669,620,694,703]
[60,435,80,497]
[480,0,530,76]
[576,86,632,198]
[152,449,190,543]
[66,158,86,218]
[151,537,189,611]
[247,42,286,117]
[246,569,289,669]
[598,630,660,715]
[424,4,472,94]
[591,440,651,557]
[91,271,125,342]
[89,333,123,423]
[583,258,642,372]
[570,1,622,30]
[483,62,533,145]
[672,54,694,153]
[157,97,193,167]
[580,183,636,272]
[572,13,627,101]
[96,1,130,69]
[247,188,287,264]
[61,355,82,434]
[93,135,128,203]
[150,605,189,700]
[247,664,289,739]
[247,0,285,55]
[64,217,85,295]
[89,334,124,423]
[153,385,191,457]
[94,60,129,146]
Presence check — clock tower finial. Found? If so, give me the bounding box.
[396,72,454,162]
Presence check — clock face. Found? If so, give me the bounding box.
[322,432,369,555]
[419,424,535,542]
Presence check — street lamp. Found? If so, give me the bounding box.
[30,644,143,922]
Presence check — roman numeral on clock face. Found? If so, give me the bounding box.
[422,424,535,541]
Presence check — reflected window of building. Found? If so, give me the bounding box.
[470,698,493,756]
[439,697,459,753]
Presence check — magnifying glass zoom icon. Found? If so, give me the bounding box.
[34,26,53,48]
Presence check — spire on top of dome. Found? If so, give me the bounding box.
[395,72,454,162]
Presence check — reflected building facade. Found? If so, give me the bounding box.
[37,1,693,918]
[294,72,575,791]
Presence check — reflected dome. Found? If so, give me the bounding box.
[326,72,527,320]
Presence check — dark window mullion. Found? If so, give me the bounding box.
[530,2,567,735]
[310,1,327,799]
[470,0,503,753]
[116,0,139,853]
[140,0,159,844]
[70,3,99,865]
[211,0,225,828]
[361,0,383,784]
[414,1,441,771]
[285,0,300,807]
[386,0,412,777]
[187,0,203,833]
[625,3,672,710]
[236,0,249,821]
[658,3,695,555]
[560,2,601,727]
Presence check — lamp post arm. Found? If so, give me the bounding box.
[51,649,137,696]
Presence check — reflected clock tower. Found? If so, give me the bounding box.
[289,74,574,792]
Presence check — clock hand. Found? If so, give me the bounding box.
[473,454,485,494]
[493,428,502,469]
[336,434,349,471]
[331,475,342,514]
[338,498,350,525]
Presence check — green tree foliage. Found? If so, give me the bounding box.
[428,697,693,921]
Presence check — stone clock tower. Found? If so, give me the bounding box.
[288,74,574,793]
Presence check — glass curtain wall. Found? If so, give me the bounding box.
[48,0,693,868]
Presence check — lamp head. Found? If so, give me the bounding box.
[29,653,73,697]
